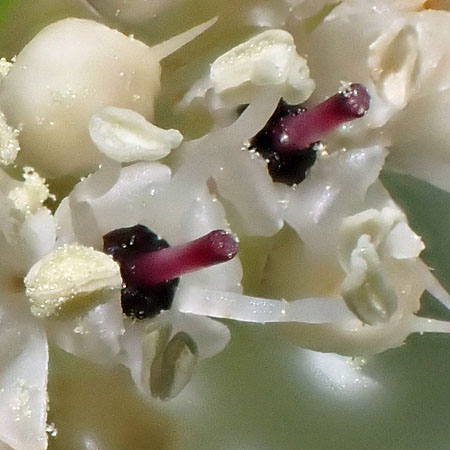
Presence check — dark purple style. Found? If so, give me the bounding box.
[104,225,238,319]
[250,83,370,185]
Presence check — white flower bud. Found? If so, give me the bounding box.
[0,18,161,178]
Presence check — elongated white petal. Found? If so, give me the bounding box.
[175,286,354,324]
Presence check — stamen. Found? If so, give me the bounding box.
[272,83,370,154]
[103,225,238,319]
[125,230,239,287]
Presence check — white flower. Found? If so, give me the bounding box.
[298,0,450,191]
[38,159,241,399]
[177,145,450,356]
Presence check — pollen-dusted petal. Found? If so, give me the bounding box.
[210,29,315,105]
[89,107,183,163]
[175,286,355,324]
[8,167,50,215]
[0,110,20,166]
[25,243,122,318]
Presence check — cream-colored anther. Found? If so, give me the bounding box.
[0,110,20,166]
[0,58,12,78]
[25,243,122,317]
[210,29,314,105]
[8,167,50,215]
[89,107,183,163]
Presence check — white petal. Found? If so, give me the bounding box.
[383,221,425,258]
[175,286,354,324]
[19,209,57,268]
[160,311,231,361]
[283,146,388,255]
[47,297,125,364]
[0,310,48,450]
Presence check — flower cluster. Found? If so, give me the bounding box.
[0,0,450,448]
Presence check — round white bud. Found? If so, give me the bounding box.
[0,18,161,178]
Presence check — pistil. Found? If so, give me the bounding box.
[271,83,370,154]
[103,225,239,318]
[250,83,370,185]
[124,230,239,287]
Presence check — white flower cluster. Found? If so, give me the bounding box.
[0,0,450,447]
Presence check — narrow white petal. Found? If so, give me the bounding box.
[175,286,354,324]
